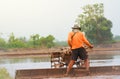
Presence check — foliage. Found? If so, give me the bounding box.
[0,68,12,79]
[0,33,57,49]
[0,38,6,49]
[7,33,27,48]
[28,34,55,48]
[39,35,55,48]
[76,3,113,44]
[28,34,41,47]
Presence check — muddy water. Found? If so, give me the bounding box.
[0,51,120,78]
[90,54,120,66]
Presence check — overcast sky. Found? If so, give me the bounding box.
[0,0,120,41]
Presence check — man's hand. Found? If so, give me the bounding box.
[89,45,93,48]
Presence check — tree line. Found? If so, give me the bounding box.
[0,33,68,49]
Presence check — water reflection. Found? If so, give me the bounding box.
[90,55,120,66]
[89,54,113,60]
[0,57,50,64]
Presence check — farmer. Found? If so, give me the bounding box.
[65,24,93,76]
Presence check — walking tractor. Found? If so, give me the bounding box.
[50,47,85,68]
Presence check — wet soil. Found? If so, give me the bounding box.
[0,47,120,58]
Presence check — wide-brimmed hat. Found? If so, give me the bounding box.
[72,24,81,30]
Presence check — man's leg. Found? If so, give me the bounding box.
[84,58,89,71]
[65,60,75,75]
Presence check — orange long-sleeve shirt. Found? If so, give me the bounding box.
[68,31,92,49]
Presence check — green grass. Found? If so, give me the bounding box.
[0,68,13,79]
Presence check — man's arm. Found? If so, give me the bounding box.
[82,34,93,48]
[67,32,72,48]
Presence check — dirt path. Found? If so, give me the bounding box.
[0,47,120,58]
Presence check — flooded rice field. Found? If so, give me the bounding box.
[0,50,120,79]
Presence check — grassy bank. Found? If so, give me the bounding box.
[0,68,13,79]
